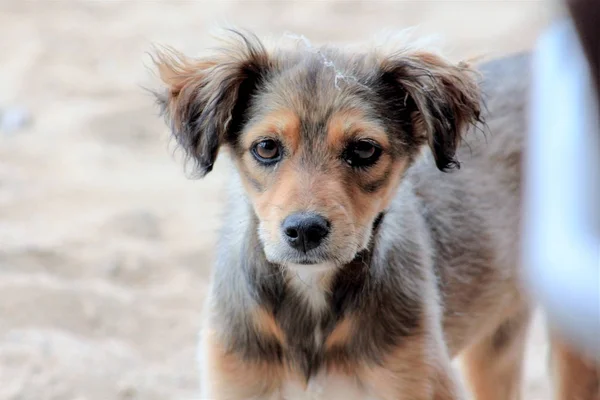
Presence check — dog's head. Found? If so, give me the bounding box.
[153,30,481,268]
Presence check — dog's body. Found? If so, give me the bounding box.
[154,32,599,400]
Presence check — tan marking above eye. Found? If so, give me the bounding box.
[326,110,390,152]
[242,109,301,153]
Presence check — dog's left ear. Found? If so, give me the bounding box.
[380,52,482,171]
[151,31,272,177]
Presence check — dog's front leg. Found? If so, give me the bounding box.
[198,326,282,400]
[432,360,467,400]
[361,333,466,400]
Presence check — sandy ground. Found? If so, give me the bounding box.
[0,1,553,399]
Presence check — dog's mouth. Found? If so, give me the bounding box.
[294,259,319,265]
[283,253,330,266]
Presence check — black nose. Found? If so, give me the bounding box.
[282,213,330,253]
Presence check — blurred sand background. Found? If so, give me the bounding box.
[0,1,552,399]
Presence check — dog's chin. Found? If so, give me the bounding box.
[286,261,336,274]
[265,254,335,268]
[260,235,364,268]
[263,248,359,269]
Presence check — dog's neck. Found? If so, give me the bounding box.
[246,210,386,314]
[280,212,385,314]
[284,263,336,315]
[242,231,373,321]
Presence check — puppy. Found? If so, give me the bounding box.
[153,30,599,400]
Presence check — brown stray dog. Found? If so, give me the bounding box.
[152,30,599,400]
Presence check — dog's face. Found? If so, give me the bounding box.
[239,105,403,267]
[154,31,481,267]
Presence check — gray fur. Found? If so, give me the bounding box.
[155,32,532,394]
[204,52,529,379]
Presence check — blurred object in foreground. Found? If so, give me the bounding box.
[524,6,600,357]
[566,0,599,109]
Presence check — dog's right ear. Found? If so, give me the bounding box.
[152,31,272,177]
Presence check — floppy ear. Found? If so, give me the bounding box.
[381,52,482,171]
[152,31,272,177]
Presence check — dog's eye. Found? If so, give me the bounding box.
[252,139,282,164]
[343,140,382,168]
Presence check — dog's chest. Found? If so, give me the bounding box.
[260,263,374,377]
[276,268,339,374]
